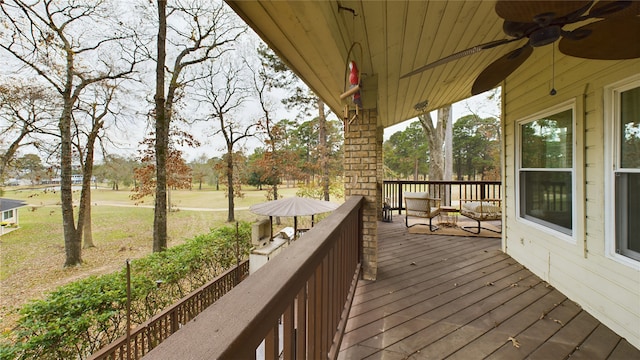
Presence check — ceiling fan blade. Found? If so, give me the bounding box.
[495,0,592,23]
[588,0,640,18]
[558,17,640,59]
[472,44,533,95]
[400,38,520,79]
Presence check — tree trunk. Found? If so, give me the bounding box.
[83,205,94,248]
[442,105,453,204]
[80,180,94,249]
[81,148,96,249]
[318,100,330,201]
[418,111,444,181]
[81,106,103,249]
[61,103,82,266]
[443,105,453,180]
[226,152,235,222]
[153,0,168,252]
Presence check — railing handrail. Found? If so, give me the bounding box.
[145,196,364,359]
[383,179,502,212]
[383,179,501,185]
[89,260,250,360]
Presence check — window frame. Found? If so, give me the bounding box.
[604,74,640,268]
[515,100,577,243]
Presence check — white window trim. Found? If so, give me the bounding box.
[604,74,640,269]
[515,99,577,244]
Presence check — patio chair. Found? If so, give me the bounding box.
[460,199,502,234]
[404,192,441,231]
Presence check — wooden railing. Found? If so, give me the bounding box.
[145,196,364,360]
[89,260,250,360]
[383,180,502,212]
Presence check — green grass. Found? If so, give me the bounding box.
[0,185,314,326]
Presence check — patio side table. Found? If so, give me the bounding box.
[439,206,458,227]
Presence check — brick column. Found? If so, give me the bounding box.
[344,109,382,280]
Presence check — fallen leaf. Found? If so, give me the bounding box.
[553,319,564,326]
[508,336,520,348]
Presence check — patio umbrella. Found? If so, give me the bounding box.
[249,197,340,240]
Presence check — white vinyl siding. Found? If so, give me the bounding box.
[503,45,640,348]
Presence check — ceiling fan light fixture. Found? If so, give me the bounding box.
[529,25,561,47]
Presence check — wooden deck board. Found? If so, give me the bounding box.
[448,288,566,359]
[568,324,624,359]
[338,219,640,360]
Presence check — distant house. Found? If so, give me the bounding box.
[0,198,28,236]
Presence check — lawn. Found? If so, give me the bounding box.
[0,185,307,328]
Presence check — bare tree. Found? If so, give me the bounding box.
[417,104,453,181]
[0,80,58,184]
[71,83,120,248]
[154,0,169,252]
[318,100,330,201]
[248,56,282,202]
[199,61,253,222]
[152,0,245,251]
[0,0,141,266]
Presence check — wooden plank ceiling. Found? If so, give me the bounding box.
[226,0,522,128]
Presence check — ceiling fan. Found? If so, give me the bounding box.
[401,1,640,95]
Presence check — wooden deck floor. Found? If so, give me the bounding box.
[338,219,640,360]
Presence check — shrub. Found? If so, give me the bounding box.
[1,222,252,360]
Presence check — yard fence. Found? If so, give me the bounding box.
[89,260,250,360]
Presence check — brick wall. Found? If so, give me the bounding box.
[344,109,382,280]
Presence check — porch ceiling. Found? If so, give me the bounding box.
[226,0,517,128]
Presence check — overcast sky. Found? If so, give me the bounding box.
[383,91,501,141]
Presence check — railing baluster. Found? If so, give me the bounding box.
[296,286,307,359]
[307,270,318,358]
[265,322,279,360]
[283,302,295,359]
[321,255,330,357]
[328,246,335,346]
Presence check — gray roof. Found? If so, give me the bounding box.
[0,198,28,212]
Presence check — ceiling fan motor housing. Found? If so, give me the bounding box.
[530,25,561,47]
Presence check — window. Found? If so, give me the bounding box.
[518,106,574,236]
[3,210,13,221]
[613,84,640,261]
